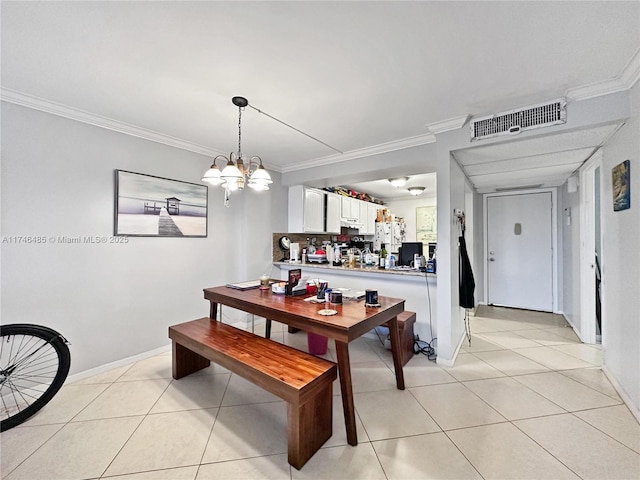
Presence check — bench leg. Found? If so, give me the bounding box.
[287,383,333,470]
[172,341,210,379]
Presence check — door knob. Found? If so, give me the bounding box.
[489,258,495,262]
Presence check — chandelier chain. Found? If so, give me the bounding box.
[237,106,243,159]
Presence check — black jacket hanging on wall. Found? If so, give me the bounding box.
[459,236,476,309]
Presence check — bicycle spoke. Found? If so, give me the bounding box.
[1,325,70,431]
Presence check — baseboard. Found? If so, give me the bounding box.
[436,330,466,367]
[602,366,640,423]
[66,344,171,384]
[67,319,252,384]
[560,312,589,344]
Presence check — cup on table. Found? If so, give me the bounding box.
[329,291,342,304]
[365,289,379,306]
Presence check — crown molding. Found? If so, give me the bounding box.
[620,46,640,89]
[5,43,638,174]
[0,88,227,158]
[426,115,470,135]
[280,132,436,173]
[567,47,640,101]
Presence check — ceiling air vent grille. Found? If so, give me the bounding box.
[471,98,566,141]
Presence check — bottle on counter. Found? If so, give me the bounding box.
[379,243,387,269]
[333,245,342,266]
[364,245,373,266]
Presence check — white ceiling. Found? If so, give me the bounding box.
[2,2,639,200]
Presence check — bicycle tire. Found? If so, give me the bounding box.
[0,324,71,431]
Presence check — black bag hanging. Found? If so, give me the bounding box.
[459,235,475,309]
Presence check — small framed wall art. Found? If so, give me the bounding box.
[416,206,437,245]
[115,170,208,237]
[612,160,630,212]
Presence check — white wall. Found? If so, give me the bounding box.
[600,80,640,411]
[386,194,437,243]
[433,138,469,365]
[1,103,287,375]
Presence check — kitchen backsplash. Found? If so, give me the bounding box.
[272,233,332,262]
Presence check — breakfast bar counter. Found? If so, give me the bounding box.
[272,262,438,345]
[273,261,434,277]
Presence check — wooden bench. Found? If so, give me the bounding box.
[168,317,337,470]
[382,311,417,366]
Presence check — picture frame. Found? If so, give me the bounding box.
[115,170,208,237]
[416,206,437,245]
[612,160,630,212]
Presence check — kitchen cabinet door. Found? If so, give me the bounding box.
[340,196,359,222]
[362,202,379,235]
[288,186,326,233]
[359,201,369,233]
[326,193,341,233]
[304,188,325,233]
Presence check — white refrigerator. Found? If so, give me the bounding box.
[373,221,406,254]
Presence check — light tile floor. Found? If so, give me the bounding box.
[2,306,639,479]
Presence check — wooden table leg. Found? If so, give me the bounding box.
[386,316,406,390]
[334,341,358,446]
[209,301,218,321]
[265,319,272,339]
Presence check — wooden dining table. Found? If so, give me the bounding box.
[203,285,406,446]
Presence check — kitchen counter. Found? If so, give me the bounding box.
[272,261,437,345]
[273,261,435,278]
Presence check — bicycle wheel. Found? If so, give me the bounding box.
[0,324,71,431]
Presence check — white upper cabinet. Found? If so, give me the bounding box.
[340,196,360,223]
[355,201,379,235]
[360,202,380,235]
[288,186,326,233]
[326,192,341,233]
[359,201,368,231]
[304,188,325,232]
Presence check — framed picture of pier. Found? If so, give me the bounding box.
[114,170,208,237]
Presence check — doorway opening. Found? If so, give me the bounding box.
[580,153,603,345]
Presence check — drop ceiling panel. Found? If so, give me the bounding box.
[463,148,592,176]
[470,164,579,187]
[456,124,619,167]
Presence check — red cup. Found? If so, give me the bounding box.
[306,284,317,295]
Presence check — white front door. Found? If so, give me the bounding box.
[487,192,553,311]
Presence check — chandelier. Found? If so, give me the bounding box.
[201,96,272,206]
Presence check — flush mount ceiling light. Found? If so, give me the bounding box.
[201,96,273,207]
[408,186,425,196]
[388,177,409,187]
